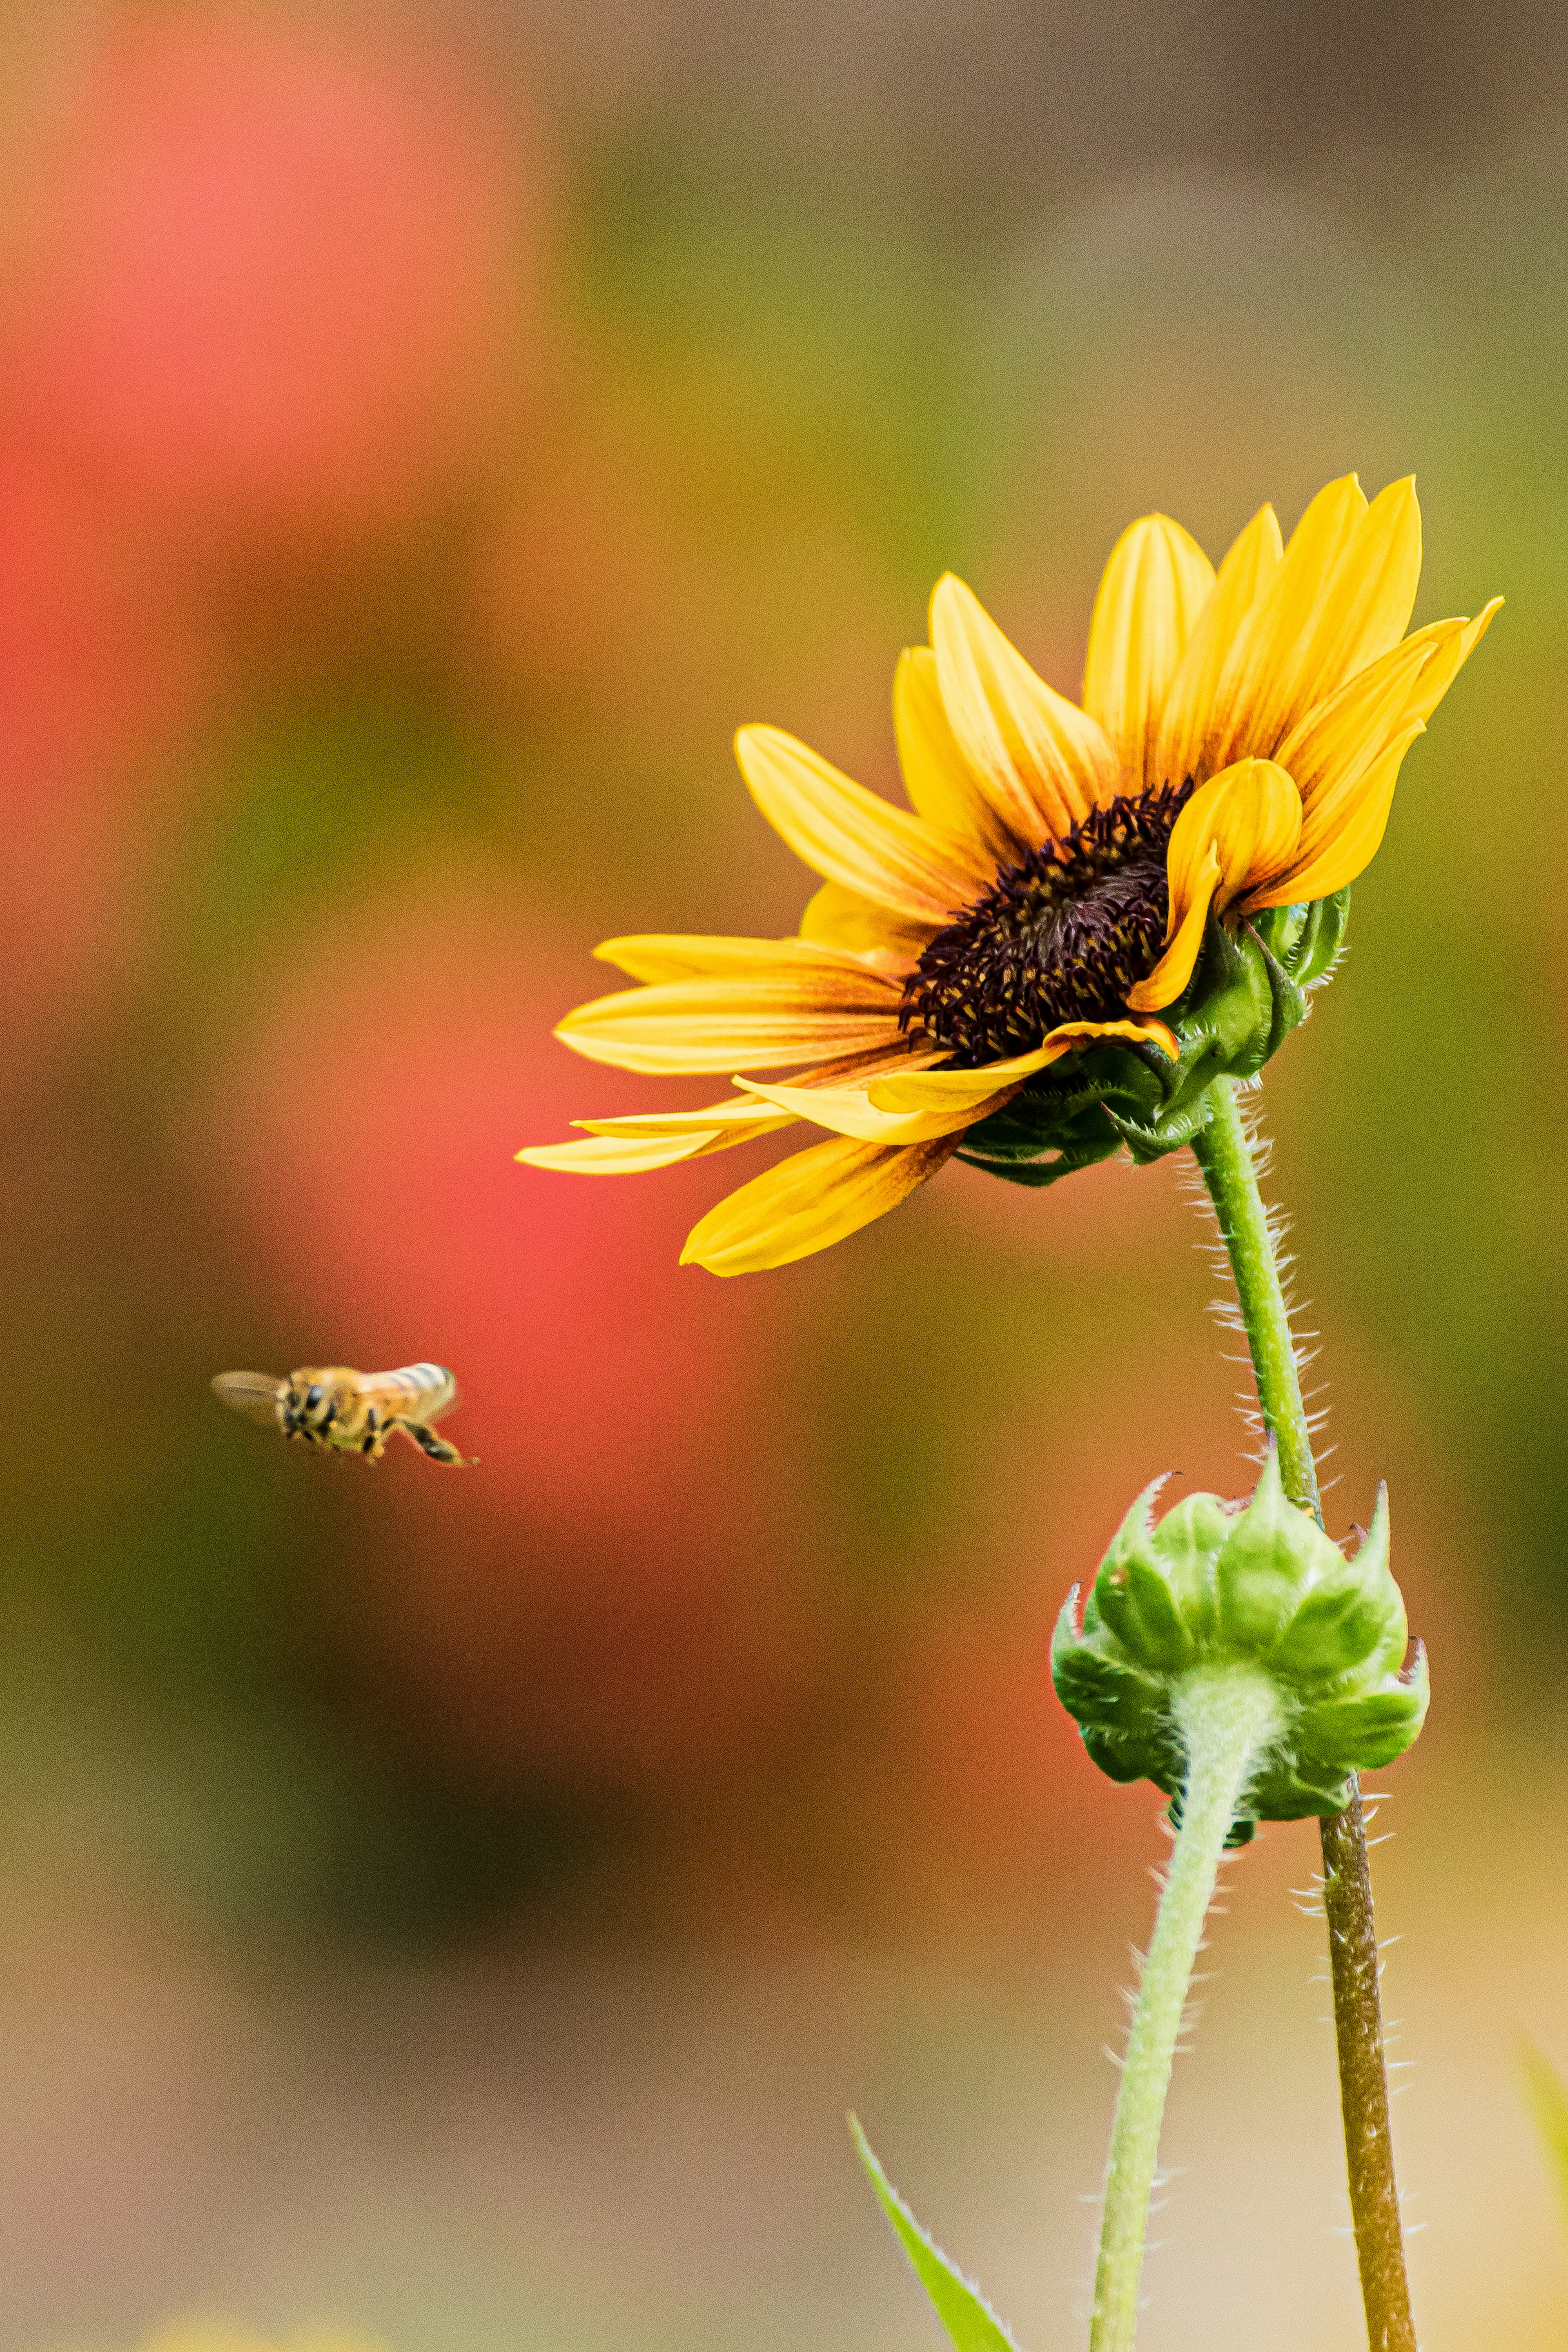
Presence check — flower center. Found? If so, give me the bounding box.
[900,782,1192,1067]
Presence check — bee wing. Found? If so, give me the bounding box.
[212,1371,287,1428]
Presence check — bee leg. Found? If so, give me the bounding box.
[360,1406,385,1461]
[403,1421,466,1466]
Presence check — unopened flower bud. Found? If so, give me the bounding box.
[1052,1443,1428,1841]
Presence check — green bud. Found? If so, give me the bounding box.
[959,891,1351,1186]
[1052,1443,1428,1842]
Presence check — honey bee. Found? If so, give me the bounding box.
[212,1362,472,1465]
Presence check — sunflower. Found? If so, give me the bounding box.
[521,474,1498,1274]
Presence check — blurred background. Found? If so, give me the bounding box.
[0,2,1563,2347]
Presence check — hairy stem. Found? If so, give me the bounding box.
[1189,1075,1416,2352]
[1089,1668,1286,2352]
[1187,1074,1321,1519]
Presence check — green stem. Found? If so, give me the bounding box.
[1089,1667,1286,2352]
[1189,1075,1417,2352]
[1187,1073,1321,1519]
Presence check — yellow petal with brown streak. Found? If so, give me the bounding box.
[680,1134,962,1275]
[593,933,892,984]
[556,973,904,1074]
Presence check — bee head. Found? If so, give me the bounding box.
[281,1372,336,1441]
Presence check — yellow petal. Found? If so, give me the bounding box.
[1265,718,1413,885]
[593,933,889,983]
[1199,474,1372,773]
[1126,847,1221,1012]
[930,574,1120,846]
[521,1092,802,1174]
[1123,756,1303,1013]
[735,724,990,922]
[867,1038,1071,1112]
[797,1037,951,1085]
[797,880,935,969]
[1083,515,1216,789]
[1203,476,1425,771]
[893,646,1016,862]
[1398,596,1502,730]
[680,1133,961,1275]
[567,1040,949,1152]
[556,973,903,1074]
[518,1129,747,1175]
[1167,757,1304,916]
[575,1096,799,1139]
[1272,628,1441,813]
[1154,503,1284,790]
[863,1020,1173,1115]
[734,1073,1009,1145]
[1249,476,1423,757]
[1244,726,1421,909]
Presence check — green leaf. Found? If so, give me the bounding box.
[850,2116,1027,2352]
[1520,2039,1568,2224]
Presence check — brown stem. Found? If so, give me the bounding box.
[1321,1793,1417,2352]
[1190,1079,1415,2352]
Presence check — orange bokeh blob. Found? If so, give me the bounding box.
[7,10,540,545]
[0,447,214,1061]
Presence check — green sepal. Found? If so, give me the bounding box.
[1271,1486,1406,1682]
[1093,1477,1201,1669]
[1254,888,1351,989]
[850,2117,1027,2352]
[1050,1597,1169,1744]
[1248,926,1309,1062]
[1105,1088,1220,1165]
[1083,1714,1187,1793]
[961,1042,1179,1178]
[1146,1492,1232,1642]
[956,1093,1125,1189]
[1052,1442,1428,1832]
[1213,1443,1347,1651]
[1296,1659,1430,1769]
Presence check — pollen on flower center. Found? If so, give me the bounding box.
[900,782,1194,1067]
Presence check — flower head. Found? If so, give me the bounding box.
[522,475,1497,1272]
